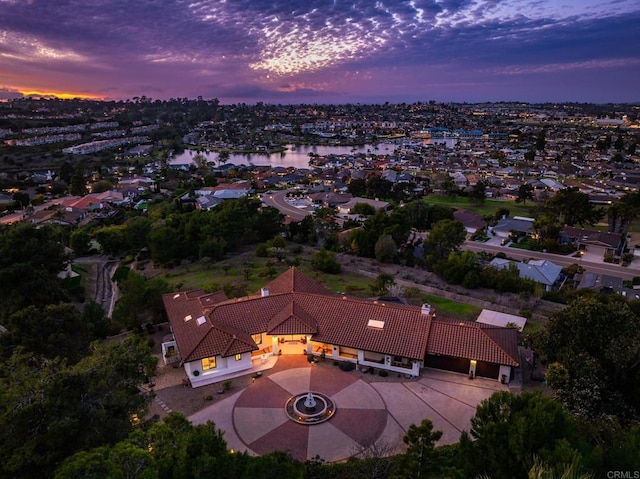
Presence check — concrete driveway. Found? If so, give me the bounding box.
[189,356,508,462]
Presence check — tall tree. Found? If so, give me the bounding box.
[423,219,466,264]
[0,336,155,478]
[608,191,640,235]
[515,183,535,205]
[374,234,397,263]
[395,419,442,479]
[0,223,67,320]
[535,297,640,421]
[460,391,581,479]
[468,181,486,205]
[69,165,87,196]
[2,303,90,363]
[545,187,604,226]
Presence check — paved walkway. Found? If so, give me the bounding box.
[189,355,508,462]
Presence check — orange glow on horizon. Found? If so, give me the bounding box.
[19,89,106,100]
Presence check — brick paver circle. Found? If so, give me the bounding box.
[232,360,388,462]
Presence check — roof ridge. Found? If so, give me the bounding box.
[221,333,255,357]
[296,291,424,312]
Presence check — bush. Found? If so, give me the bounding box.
[378,370,388,377]
[311,248,341,274]
[339,361,356,371]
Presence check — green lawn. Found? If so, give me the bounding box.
[423,196,535,218]
[419,293,482,320]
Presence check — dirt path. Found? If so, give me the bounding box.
[74,256,119,317]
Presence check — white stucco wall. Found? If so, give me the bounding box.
[185,353,253,387]
[499,365,512,384]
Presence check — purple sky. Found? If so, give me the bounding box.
[0,0,638,103]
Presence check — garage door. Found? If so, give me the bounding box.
[425,355,470,374]
[475,362,499,379]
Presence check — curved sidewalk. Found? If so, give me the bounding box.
[189,356,507,462]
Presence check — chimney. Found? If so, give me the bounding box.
[421,303,432,315]
[261,287,269,297]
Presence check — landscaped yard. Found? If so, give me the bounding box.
[418,293,482,320]
[423,195,535,218]
[148,248,379,299]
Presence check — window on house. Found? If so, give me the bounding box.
[235,354,242,361]
[202,357,217,370]
[252,333,262,345]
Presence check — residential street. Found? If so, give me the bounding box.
[462,241,640,280]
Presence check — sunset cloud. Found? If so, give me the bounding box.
[0,0,637,102]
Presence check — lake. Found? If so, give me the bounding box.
[170,143,399,169]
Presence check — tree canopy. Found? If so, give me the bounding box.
[0,336,156,478]
[0,223,68,320]
[544,187,604,227]
[423,219,466,265]
[535,296,640,421]
[461,391,582,479]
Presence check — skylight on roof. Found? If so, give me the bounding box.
[196,316,206,326]
[184,315,192,322]
[173,293,180,299]
[367,319,385,329]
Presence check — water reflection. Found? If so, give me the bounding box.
[170,143,398,169]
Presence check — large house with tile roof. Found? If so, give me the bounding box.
[162,268,519,387]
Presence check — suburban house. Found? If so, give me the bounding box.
[453,209,486,235]
[489,258,563,291]
[559,226,625,258]
[336,197,390,215]
[162,268,519,388]
[476,309,527,332]
[491,216,535,239]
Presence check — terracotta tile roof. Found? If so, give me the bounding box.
[198,291,228,309]
[165,269,518,367]
[298,295,432,360]
[426,320,519,366]
[267,301,318,335]
[187,322,257,361]
[162,291,212,360]
[210,294,295,334]
[261,267,330,295]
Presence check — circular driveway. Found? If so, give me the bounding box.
[188,355,510,462]
[232,363,387,461]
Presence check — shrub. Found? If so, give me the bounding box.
[311,248,341,273]
[339,361,355,371]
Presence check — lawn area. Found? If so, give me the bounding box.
[419,293,482,320]
[423,195,535,218]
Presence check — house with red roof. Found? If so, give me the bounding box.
[162,268,519,387]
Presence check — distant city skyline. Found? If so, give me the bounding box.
[1,0,638,104]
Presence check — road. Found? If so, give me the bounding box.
[263,190,639,281]
[463,242,640,280]
[261,190,312,222]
